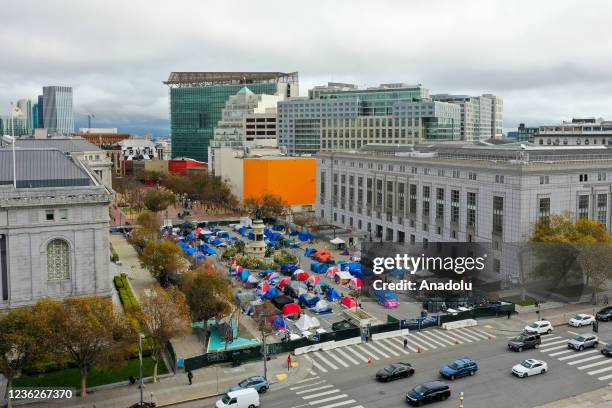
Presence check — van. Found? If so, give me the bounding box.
[215,388,260,408]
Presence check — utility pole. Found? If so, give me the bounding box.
[262,328,268,381]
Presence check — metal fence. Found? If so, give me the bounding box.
[438,303,515,325]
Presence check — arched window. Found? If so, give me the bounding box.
[47,239,70,280]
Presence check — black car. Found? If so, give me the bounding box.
[601,343,612,357]
[406,381,451,406]
[508,333,541,352]
[376,362,415,382]
[596,307,612,322]
[129,403,156,408]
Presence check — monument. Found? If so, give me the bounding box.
[245,208,266,259]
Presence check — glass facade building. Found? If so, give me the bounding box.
[165,72,298,163]
[42,86,74,135]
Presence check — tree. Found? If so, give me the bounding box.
[144,189,176,213]
[140,239,188,285]
[292,212,317,231]
[139,285,191,382]
[35,297,135,398]
[576,243,612,303]
[180,263,235,323]
[117,177,147,211]
[0,307,44,408]
[245,193,288,221]
[130,210,161,250]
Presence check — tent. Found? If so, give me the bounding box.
[262,287,279,300]
[266,272,281,284]
[271,295,294,310]
[299,231,314,242]
[246,275,259,284]
[312,299,332,314]
[277,278,291,289]
[348,277,362,290]
[284,281,308,298]
[325,267,340,279]
[334,271,353,285]
[270,315,286,331]
[236,265,244,273]
[282,303,302,317]
[239,269,250,282]
[295,314,320,331]
[312,250,330,259]
[299,293,320,308]
[293,270,309,281]
[341,296,358,309]
[307,275,321,286]
[304,248,317,257]
[325,287,342,301]
[344,262,362,279]
[281,264,299,276]
[218,231,229,239]
[257,281,270,296]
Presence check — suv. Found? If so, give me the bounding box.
[524,320,553,335]
[406,381,451,406]
[508,334,541,352]
[568,334,599,351]
[601,343,612,357]
[597,307,612,322]
[439,358,478,380]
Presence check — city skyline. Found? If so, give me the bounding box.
[1,0,612,136]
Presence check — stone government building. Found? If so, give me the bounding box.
[0,148,113,311]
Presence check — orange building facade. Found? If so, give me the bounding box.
[243,158,316,207]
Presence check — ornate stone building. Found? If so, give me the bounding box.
[0,148,113,310]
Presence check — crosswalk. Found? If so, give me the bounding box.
[304,327,495,373]
[538,334,612,381]
[289,375,364,408]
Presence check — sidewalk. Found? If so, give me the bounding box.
[109,234,156,301]
[533,385,612,407]
[34,353,312,408]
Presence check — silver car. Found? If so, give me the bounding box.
[568,334,599,351]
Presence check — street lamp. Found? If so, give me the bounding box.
[2,135,16,188]
[138,333,145,406]
[459,391,464,408]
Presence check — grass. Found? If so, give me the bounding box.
[501,295,540,306]
[13,357,168,389]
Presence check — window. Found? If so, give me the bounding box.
[598,172,607,181]
[493,196,504,234]
[58,209,68,221]
[538,197,550,222]
[468,172,477,181]
[493,258,501,274]
[579,174,588,182]
[597,194,607,225]
[386,181,394,212]
[451,190,460,223]
[376,180,383,209]
[539,176,549,185]
[495,175,505,183]
[452,170,460,178]
[409,184,417,214]
[47,239,69,280]
[467,192,477,228]
[45,210,55,221]
[398,183,405,214]
[578,195,589,219]
[436,188,444,221]
[422,186,430,217]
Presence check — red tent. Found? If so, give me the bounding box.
[257,281,270,295]
[349,277,362,290]
[307,275,321,286]
[341,296,358,309]
[294,270,310,281]
[325,267,339,279]
[236,265,244,273]
[282,303,302,316]
[278,278,291,289]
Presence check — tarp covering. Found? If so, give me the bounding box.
[281,264,299,275]
[262,287,279,300]
[277,278,291,289]
[271,315,286,331]
[295,314,320,331]
[330,237,345,245]
[239,270,250,282]
[304,248,317,257]
[312,299,332,314]
[299,231,314,242]
[257,281,270,295]
[299,293,320,308]
[325,267,340,279]
[285,281,307,298]
[334,271,353,284]
[341,296,357,309]
[325,287,342,301]
[246,275,259,284]
[282,303,302,316]
[272,295,294,309]
[294,270,309,281]
[307,275,321,286]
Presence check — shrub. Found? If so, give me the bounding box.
[113,274,139,311]
[273,250,298,266]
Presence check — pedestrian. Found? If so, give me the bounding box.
[403,338,408,350]
[507,310,511,319]
[287,354,292,371]
[187,370,193,385]
[605,295,609,305]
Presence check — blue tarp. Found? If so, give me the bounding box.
[271,315,286,331]
[238,226,248,236]
[273,225,284,231]
[343,262,362,278]
[281,264,299,274]
[299,294,320,308]
[211,238,223,246]
[299,232,314,242]
[304,248,317,257]
[325,287,342,301]
[185,247,197,256]
[204,247,216,255]
[263,287,280,300]
[195,253,205,260]
[248,231,254,240]
[218,231,229,238]
[310,262,330,274]
[289,230,299,236]
[239,270,250,282]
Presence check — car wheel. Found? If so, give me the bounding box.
[259,386,267,394]
[469,371,475,376]
[249,405,256,408]
[579,345,584,351]
[534,343,539,349]
[518,347,523,352]
[440,394,448,401]
[541,369,546,375]
[594,342,599,348]
[450,375,455,381]
[417,401,424,407]
[547,329,552,334]
[522,373,527,378]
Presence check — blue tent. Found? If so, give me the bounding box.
[195,252,205,260]
[281,264,299,274]
[299,293,320,308]
[310,261,322,272]
[304,248,317,257]
[344,262,362,278]
[185,247,197,256]
[204,247,216,255]
[218,231,229,239]
[273,224,284,231]
[289,230,299,236]
[187,232,195,241]
[238,226,248,236]
[325,287,342,301]
[271,315,286,331]
[299,231,314,242]
[211,238,223,246]
[248,231,254,240]
[263,287,280,300]
[239,270,250,282]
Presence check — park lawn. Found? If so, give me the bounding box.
[13,357,168,389]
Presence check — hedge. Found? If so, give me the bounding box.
[113,273,138,310]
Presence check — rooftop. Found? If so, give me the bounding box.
[9,138,102,153]
[164,72,298,86]
[0,149,93,188]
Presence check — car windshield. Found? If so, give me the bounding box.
[575,315,584,320]
[529,323,539,328]
[238,379,250,387]
[575,336,586,342]
[513,335,525,342]
[521,361,533,368]
[221,394,232,404]
[414,385,427,395]
[448,362,460,370]
[384,366,394,373]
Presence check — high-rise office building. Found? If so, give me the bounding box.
[37,94,44,128]
[42,86,75,135]
[165,72,299,163]
[16,99,33,134]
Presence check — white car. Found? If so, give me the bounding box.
[512,359,548,378]
[569,314,596,327]
[524,320,553,335]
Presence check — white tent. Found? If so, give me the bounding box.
[330,237,345,245]
[295,314,321,331]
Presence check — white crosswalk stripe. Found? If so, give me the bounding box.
[373,339,400,356]
[356,343,381,360]
[568,354,604,365]
[464,328,492,340]
[312,353,339,370]
[404,336,429,351]
[324,350,350,368]
[577,359,612,370]
[540,335,563,343]
[588,365,612,376]
[296,385,334,395]
[342,345,369,363]
[303,389,341,399]
[471,328,496,338]
[454,328,483,342]
[290,377,363,408]
[540,344,570,353]
[362,342,389,358]
[304,355,328,373]
[425,330,456,346]
[540,338,567,347]
[558,349,599,361]
[549,349,575,357]
[445,330,473,343]
[380,338,410,354]
[411,332,440,349]
[433,330,463,344]
[316,400,357,408]
[333,346,360,365]
[291,380,326,390]
[294,376,320,385]
[308,394,348,405]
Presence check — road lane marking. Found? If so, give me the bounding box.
[568,355,604,365]
[567,331,579,336]
[312,353,339,370]
[426,330,456,346]
[454,329,482,342]
[333,347,360,365]
[362,342,389,358]
[296,385,334,395]
[356,343,381,360]
[403,336,429,351]
[342,345,370,362]
[307,394,348,405]
[295,376,320,384]
[540,344,570,353]
[324,350,350,368]
[411,332,440,348]
[548,349,575,357]
[433,330,464,344]
[373,339,400,356]
[304,355,328,373]
[578,359,612,370]
[540,339,570,347]
[445,330,473,343]
[597,373,612,381]
[291,380,327,390]
[317,400,356,408]
[302,389,341,399]
[540,336,563,344]
[463,328,491,340]
[588,365,612,375]
[380,338,410,354]
[558,349,599,361]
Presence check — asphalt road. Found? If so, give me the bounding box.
[176,321,612,408]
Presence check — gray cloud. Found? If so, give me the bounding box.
[1,0,611,135]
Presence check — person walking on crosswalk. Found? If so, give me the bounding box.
[403,338,408,350]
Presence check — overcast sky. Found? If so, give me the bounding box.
[1,0,611,136]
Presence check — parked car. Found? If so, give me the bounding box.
[229,376,269,394]
[569,314,596,327]
[376,362,415,382]
[511,359,548,378]
[129,403,156,408]
[508,333,541,352]
[406,381,451,406]
[568,334,599,351]
[216,388,260,408]
[523,320,553,335]
[601,343,612,357]
[439,358,478,380]
[596,307,612,322]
